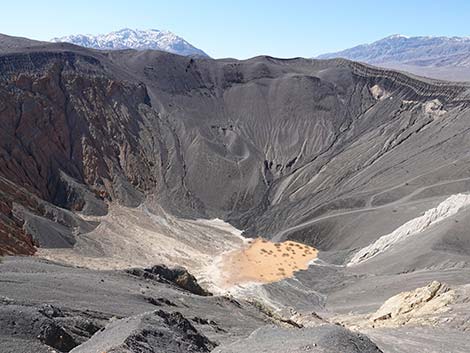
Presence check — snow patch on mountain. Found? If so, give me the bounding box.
[348,193,470,266]
[51,28,209,57]
[385,34,410,40]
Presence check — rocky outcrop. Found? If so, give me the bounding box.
[0,177,36,255]
[0,49,159,254]
[0,52,153,205]
[0,299,108,352]
[127,265,212,296]
[0,174,99,255]
[344,59,470,100]
[333,281,462,331]
[370,281,455,327]
[70,310,216,353]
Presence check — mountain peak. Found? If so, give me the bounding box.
[51,28,209,57]
[382,34,410,40]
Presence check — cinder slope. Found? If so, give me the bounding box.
[2,37,470,259]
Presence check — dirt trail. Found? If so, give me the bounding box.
[272,176,470,242]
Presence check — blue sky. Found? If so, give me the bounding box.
[2,0,470,59]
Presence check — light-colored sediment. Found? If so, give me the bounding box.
[38,204,318,296]
[348,193,470,266]
[216,238,318,289]
[332,281,466,330]
[37,204,245,279]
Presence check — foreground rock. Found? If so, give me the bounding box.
[213,324,383,353]
[0,299,108,352]
[334,281,461,330]
[0,257,268,352]
[0,257,388,353]
[370,281,455,327]
[330,280,470,353]
[71,310,216,353]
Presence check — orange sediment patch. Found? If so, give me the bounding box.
[218,238,318,287]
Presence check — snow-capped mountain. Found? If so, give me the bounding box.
[51,28,209,57]
[318,35,470,81]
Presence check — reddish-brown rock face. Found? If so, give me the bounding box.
[0,62,153,202]
[0,177,36,255]
[0,52,160,254]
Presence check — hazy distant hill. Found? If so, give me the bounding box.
[318,34,470,81]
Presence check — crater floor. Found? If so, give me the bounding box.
[218,238,318,288]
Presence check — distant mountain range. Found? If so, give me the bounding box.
[49,31,470,81]
[51,28,209,57]
[318,34,470,81]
